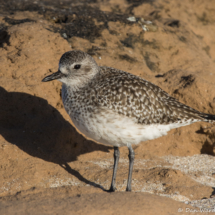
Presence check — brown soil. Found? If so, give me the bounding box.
[0,189,198,215]
[0,0,215,214]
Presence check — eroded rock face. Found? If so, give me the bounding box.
[0,0,215,212]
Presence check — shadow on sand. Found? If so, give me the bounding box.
[0,86,112,189]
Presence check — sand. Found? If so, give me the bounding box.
[0,0,215,214]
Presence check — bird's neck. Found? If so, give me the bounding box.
[62,72,99,95]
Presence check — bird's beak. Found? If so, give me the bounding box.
[42,70,64,82]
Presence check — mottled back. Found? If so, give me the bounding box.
[87,67,207,125]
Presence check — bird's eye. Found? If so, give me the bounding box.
[74,64,81,69]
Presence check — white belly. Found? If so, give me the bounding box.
[69,108,196,147]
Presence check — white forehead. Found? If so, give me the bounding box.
[61,67,68,74]
[59,64,68,74]
[59,62,78,75]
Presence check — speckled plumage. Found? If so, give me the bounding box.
[55,51,215,147]
[42,50,215,191]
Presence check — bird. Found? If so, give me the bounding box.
[42,50,215,192]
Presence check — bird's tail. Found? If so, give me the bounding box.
[200,113,215,123]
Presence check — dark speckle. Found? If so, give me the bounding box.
[164,19,180,28]
[3,17,35,25]
[178,36,187,43]
[119,54,137,63]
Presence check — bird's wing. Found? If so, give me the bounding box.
[91,67,205,125]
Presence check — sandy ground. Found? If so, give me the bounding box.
[0,0,215,214]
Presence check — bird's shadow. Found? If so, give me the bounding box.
[0,86,112,190]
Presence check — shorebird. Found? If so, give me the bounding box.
[42,50,215,192]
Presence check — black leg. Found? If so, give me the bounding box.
[126,145,135,192]
[109,146,120,192]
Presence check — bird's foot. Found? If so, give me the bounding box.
[126,186,132,192]
[107,186,116,192]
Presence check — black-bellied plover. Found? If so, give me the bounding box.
[42,50,215,192]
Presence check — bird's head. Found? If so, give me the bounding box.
[42,50,99,87]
